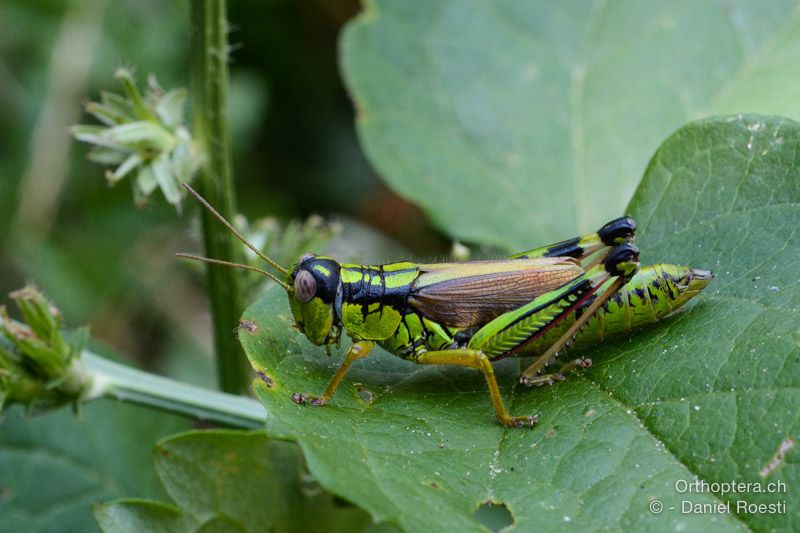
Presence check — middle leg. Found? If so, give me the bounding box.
[414,349,537,428]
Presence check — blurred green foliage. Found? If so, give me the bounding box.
[2,0,197,375]
[0,3,431,530]
[0,285,92,412]
[0,0,441,385]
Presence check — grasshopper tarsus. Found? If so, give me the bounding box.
[292,392,329,406]
[504,414,538,429]
[522,356,596,388]
[520,375,553,387]
[291,392,308,405]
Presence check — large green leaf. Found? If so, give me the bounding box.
[0,400,188,533]
[341,0,800,249]
[242,115,798,531]
[622,114,800,533]
[93,430,373,533]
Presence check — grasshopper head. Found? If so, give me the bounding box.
[178,184,343,349]
[288,253,342,347]
[668,266,714,309]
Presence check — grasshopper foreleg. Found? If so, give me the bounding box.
[292,340,375,406]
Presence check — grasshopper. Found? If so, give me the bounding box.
[180,185,712,428]
[514,263,712,385]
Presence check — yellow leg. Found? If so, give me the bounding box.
[415,349,537,428]
[292,341,374,406]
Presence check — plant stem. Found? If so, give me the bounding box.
[190,0,249,393]
[84,352,266,429]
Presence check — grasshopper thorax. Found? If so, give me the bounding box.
[288,253,342,347]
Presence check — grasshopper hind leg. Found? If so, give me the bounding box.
[424,243,640,427]
[509,216,636,261]
[518,243,640,385]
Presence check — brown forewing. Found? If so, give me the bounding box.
[408,258,584,328]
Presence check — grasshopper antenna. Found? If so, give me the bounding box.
[183,182,289,275]
[175,253,291,290]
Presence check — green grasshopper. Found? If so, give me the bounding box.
[515,263,712,385]
[180,185,712,428]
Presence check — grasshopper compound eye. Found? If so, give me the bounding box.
[294,270,317,302]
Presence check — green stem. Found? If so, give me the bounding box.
[190,0,249,393]
[84,352,266,429]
